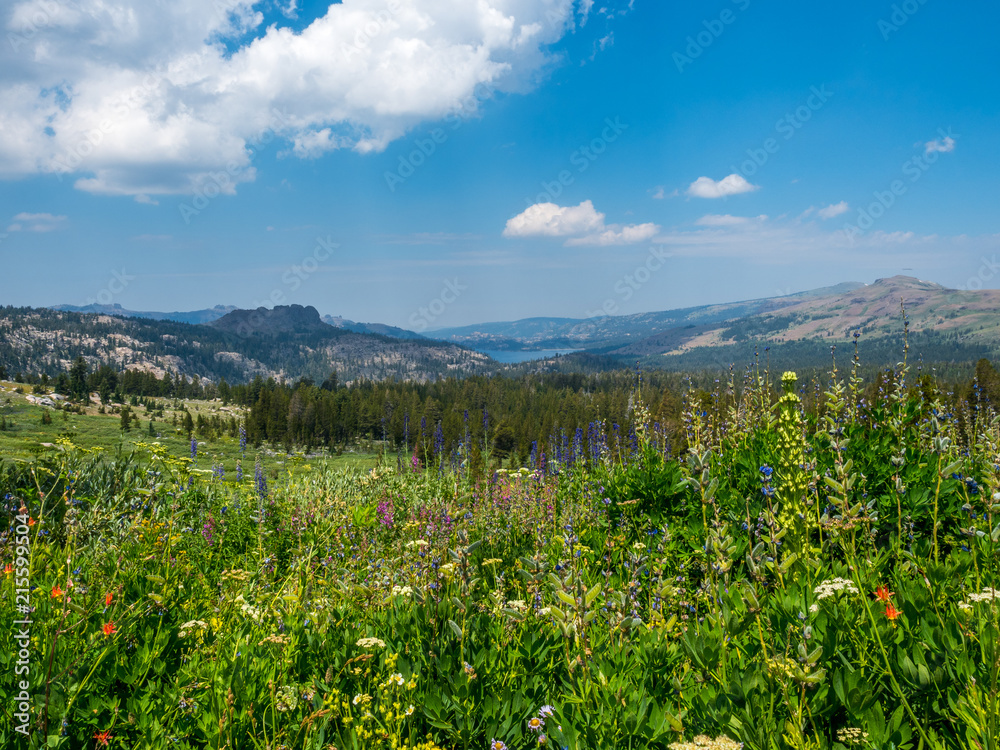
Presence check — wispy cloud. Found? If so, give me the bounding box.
[925,136,956,154]
[817,201,849,219]
[695,214,766,227]
[650,215,956,265]
[6,212,67,232]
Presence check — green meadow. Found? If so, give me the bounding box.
[2,367,1000,750]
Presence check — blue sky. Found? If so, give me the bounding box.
[1,0,997,330]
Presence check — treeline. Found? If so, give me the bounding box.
[10,354,1000,464]
[232,371,684,463]
[232,358,1000,461]
[2,358,216,403]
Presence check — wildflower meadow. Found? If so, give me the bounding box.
[3,354,1000,750]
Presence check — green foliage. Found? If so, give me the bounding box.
[5,361,1000,750]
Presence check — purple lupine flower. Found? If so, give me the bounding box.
[433,421,444,459]
[255,456,267,501]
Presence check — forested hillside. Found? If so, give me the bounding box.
[0,306,494,384]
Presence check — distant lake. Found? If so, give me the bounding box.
[480,349,582,363]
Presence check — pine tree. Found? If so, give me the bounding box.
[69,357,89,401]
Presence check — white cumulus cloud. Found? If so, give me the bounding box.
[0,0,578,197]
[503,200,659,246]
[503,200,605,238]
[686,174,760,199]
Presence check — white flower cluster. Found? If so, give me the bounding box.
[178,620,208,638]
[960,587,1000,610]
[668,735,743,750]
[813,577,859,601]
[405,540,429,549]
[391,585,414,597]
[968,587,1000,602]
[235,594,264,623]
[506,600,527,612]
[356,636,386,649]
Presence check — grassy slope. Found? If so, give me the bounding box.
[0,381,379,474]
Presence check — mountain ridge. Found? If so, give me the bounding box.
[19,275,1000,382]
[50,302,237,325]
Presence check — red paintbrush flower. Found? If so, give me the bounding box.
[51,585,63,598]
[875,585,894,603]
[885,603,901,622]
[94,729,112,746]
[102,621,116,636]
[105,592,113,607]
